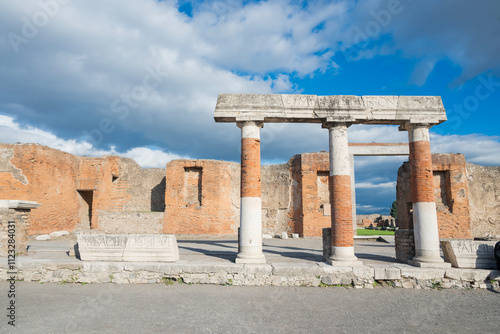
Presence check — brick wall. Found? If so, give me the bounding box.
[163,160,239,235]
[397,153,472,239]
[295,152,331,237]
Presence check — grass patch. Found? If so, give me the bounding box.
[357,229,395,236]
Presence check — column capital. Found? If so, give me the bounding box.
[399,121,433,132]
[236,121,264,129]
[321,121,352,129]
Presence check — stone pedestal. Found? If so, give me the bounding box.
[441,239,497,269]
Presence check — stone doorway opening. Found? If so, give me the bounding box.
[78,190,94,229]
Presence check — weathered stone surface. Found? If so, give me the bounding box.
[374,267,402,280]
[77,234,179,262]
[467,163,500,238]
[99,211,164,234]
[444,268,490,281]
[49,231,69,238]
[441,239,497,269]
[215,94,446,124]
[35,234,51,241]
[395,265,445,280]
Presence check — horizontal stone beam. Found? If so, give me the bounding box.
[348,143,409,156]
[0,200,41,209]
[214,94,447,125]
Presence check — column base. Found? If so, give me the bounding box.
[327,258,364,267]
[327,246,363,266]
[235,254,266,264]
[410,256,451,268]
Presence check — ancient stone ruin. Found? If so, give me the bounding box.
[0,94,499,268]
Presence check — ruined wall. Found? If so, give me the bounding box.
[261,162,293,235]
[114,158,166,212]
[467,163,500,237]
[297,152,331,237]
[0,144,80,234]
[0,208,30,256]
[98,211,164,234]
[163,159,299,237]
[397,154,478,239]
[0,144,165,235]
[356,214,393,228]
[164,160,240,235]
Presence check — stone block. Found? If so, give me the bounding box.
[374,267,401,280]
[444,268,490,282]
[36,234,51,241]
[50,231,69,238]
[77,234,179,262]
[395,265,445,280]
[441,239,497,269]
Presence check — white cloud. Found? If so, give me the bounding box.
[343,0,500,84]
[431,133,500,166]
[0,114,188,168]
[356,181,397,189]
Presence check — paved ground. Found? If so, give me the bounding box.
[25,235,398,265]
[1,282,498,333]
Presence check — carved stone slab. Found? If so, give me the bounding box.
[440,239,497,269]
[77,234,180,262]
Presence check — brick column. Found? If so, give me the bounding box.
[326,123,362,266]
[236,121,266,264]
[407,123,448,267]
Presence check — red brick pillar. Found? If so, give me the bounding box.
[326,123,362,266]
[407,123,448,267]
[235,121,266,264]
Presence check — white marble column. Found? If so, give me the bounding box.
[235,121,266,264]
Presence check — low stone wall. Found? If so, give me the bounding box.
[97,211,164,234]
[1,261,499,290]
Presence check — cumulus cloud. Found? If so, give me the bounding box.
[341,0,500,85]
[0,114,188,168]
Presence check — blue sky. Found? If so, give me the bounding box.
[0,0,499,215]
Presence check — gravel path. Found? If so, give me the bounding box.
[1,282,499,333]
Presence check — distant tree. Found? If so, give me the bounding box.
[390,201,398,219]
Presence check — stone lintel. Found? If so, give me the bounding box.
[215,94,446,125]
[0,200,41,210]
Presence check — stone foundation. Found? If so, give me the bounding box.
[1,261,498,290]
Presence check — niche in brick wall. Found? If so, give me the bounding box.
[433,171,452,212]
[184,167,202,207]
[317,171,331,216]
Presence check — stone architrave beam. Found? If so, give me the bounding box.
[215,94,446,125]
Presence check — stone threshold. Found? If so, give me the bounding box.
[1,259,499,289]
